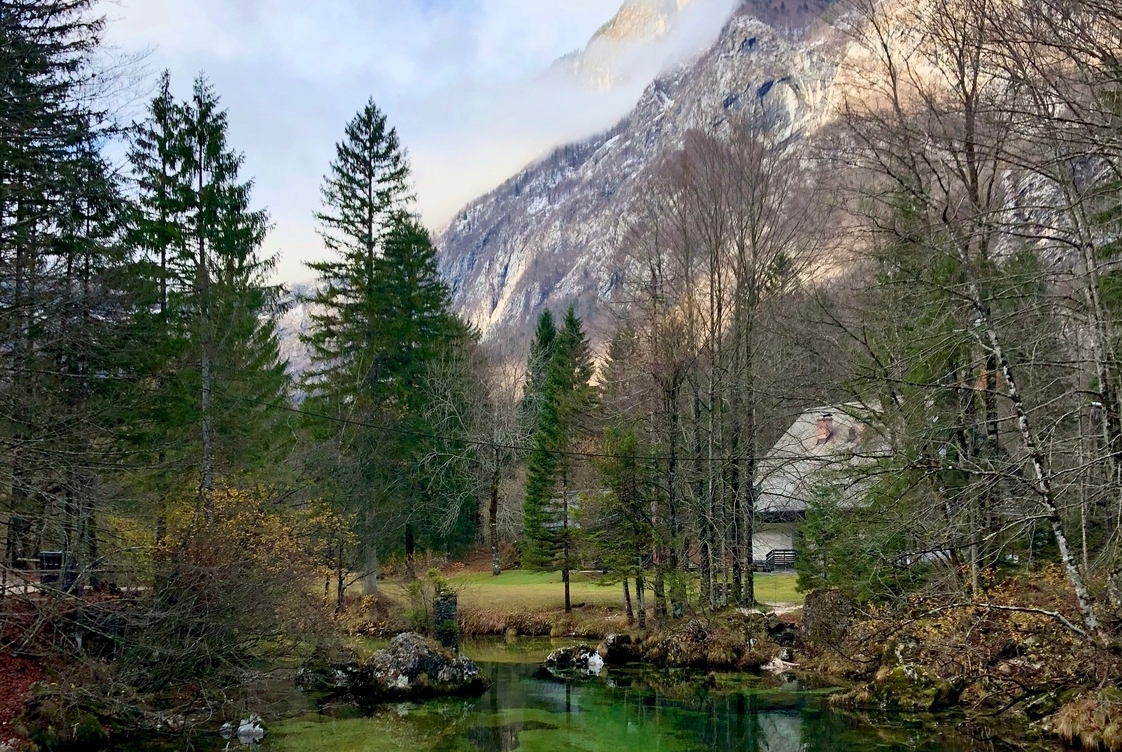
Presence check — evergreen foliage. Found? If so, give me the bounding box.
[301,100,471,591]
[584,427,655,583]
[127,74,289,508]
[0,0,129,567]
[521,305,594,571]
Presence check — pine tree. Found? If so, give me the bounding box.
[302,101,467,596]
[127,75,289,524]
[521,305,594,603]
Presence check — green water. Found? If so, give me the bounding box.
[265,645,1047,752]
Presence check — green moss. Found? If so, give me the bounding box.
[266,711,473,752]
[872,666,959,711]
[72,713,110,748]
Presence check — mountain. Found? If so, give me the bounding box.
[437,0,843,348]
[276,283,316,392]
[554,0,705,90]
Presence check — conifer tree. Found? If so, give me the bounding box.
[521,305,594,610]
[519,309,558,432]
[302,101,467,596]
[127,75,288,523]
[303,99,412,401]
[0,0,130,571]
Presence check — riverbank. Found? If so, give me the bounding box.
[346,561,1115,751]
[5,559,1109,751]
[795,570,1122,751]
[351,564,803,639]
[263,644,1055,752]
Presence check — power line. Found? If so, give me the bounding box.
[228,390,778,465]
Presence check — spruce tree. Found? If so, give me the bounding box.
[520,311,559,569]
[303,98,412,401]
[302,101,467,596]
[182,78,288,486]
[0,0,130,571]
[518,309,558,433]
[127,75,288,523]
[521,305,594,593]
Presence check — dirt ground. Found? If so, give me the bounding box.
[0,651,42,747]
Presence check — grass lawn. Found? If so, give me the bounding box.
[753,572,803,606]
[451,570,623,611]
[382,569,804,614]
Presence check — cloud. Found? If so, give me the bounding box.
[97,0,737,282]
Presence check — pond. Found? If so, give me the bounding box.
[260,640,1051,752]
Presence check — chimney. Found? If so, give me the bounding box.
[816,413,834,444]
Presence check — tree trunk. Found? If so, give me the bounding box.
[362,539,378,597]
[335,535,346,616]
[978,301,1105,643]
[563,490,572,614]
[694,389,712,608]
[197,154,215,524]
[667,384,686,616]
[635,571,646,630]
[653,569,667,620]
[404,524,416,581]
[490,461,501,577]
[651,479,667,620]
[623,577,634,624]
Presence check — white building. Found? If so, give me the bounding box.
[754,405,878,565]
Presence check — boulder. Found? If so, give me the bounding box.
[349,633,490,703]
[597,634,641,665]
[763,656,798,674]
[871,665,959,712]
[543,645,604,679]
[765,614,798,649]
[296,644,359,695]
[220,715,266,746]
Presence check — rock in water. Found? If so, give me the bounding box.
[597,634,641,665]
[350,633,490,703]
[219,716,265,746]
[544,645,605,679]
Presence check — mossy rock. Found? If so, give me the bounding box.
[871,665,960,712]
[1020,689,1073,721]
[20,702,109,752]
[73,713,110,748]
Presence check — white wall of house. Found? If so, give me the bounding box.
[753,523,797,561]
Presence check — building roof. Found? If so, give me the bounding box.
[756,404,880,517]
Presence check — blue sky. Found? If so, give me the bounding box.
[98,0,728,282]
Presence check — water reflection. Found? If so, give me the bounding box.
[459,662,959,752]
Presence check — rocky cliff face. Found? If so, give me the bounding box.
[438,0,844,347]
[554,0,703,90]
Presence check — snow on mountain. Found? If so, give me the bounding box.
[276,282,316,387]
[438,0,843,347]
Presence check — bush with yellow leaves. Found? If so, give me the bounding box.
[107,485,347,697]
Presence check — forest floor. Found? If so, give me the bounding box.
[0,651,43,748]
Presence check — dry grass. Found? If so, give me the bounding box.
[1054,690,1122,751]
